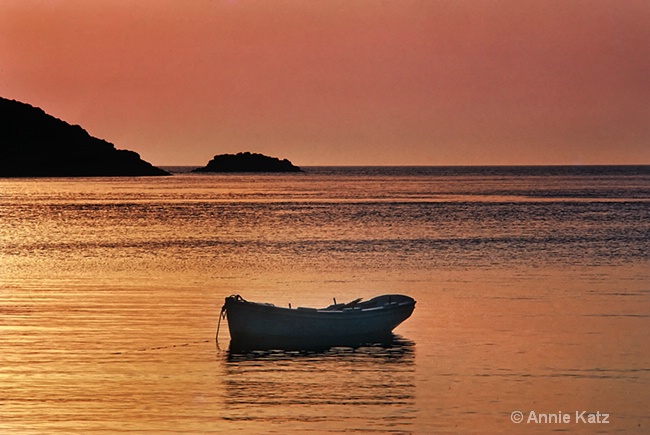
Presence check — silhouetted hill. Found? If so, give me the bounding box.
[0,97,169,177]
[192,152,303,173]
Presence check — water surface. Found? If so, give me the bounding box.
[1,166,649,433]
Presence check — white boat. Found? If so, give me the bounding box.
[218,294,416,350]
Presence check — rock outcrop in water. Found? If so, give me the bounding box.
[192,152,303,173]
[0,97,169,177]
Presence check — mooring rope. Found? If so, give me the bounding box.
[215,303,227,346]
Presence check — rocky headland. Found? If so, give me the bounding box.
[192,152,302,173]
[0,97,169,177]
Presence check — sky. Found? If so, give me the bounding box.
[1,0,649,166]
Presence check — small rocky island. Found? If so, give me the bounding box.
[192,152,303,173]
[0,97,169,177]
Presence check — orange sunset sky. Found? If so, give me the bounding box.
[1,0,649,166]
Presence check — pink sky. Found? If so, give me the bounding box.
[1,0,649,166]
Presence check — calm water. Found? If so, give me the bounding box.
[1,166,649,433]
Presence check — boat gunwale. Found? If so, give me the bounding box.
[225,294,415,319]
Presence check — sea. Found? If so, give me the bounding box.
[1,165,649,434]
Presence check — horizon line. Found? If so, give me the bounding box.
[157,163,650,168]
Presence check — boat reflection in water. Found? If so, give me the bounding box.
[221,335,416,432]
[226,333,415,361]
[219,294,416,352]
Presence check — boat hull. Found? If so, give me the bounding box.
[223,294,415,350]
